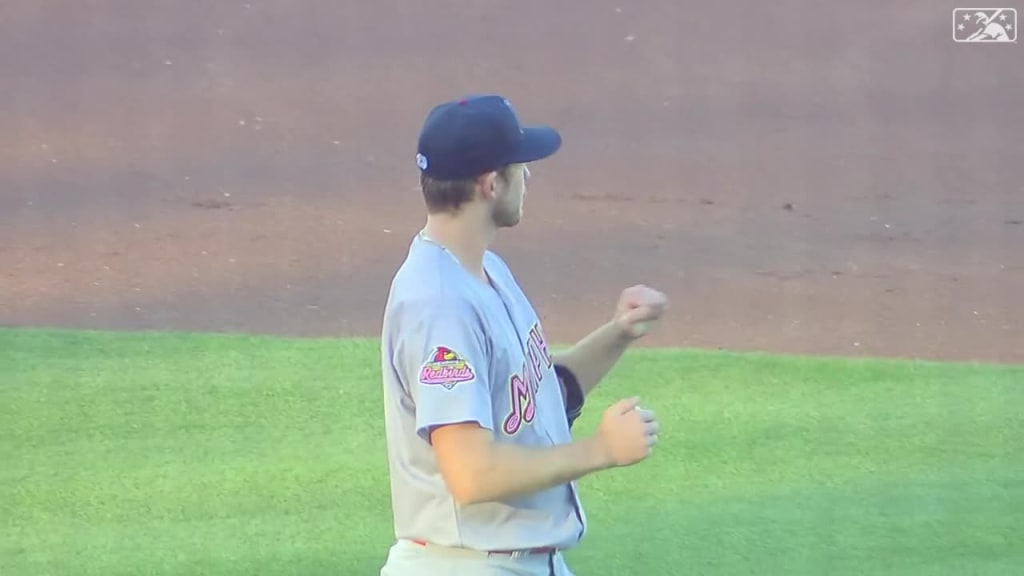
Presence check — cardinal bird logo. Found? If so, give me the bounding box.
[419,347,476,389]
[433,347,458,362]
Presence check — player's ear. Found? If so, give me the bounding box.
[478,171,499,200]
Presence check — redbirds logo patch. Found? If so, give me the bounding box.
[419,346,476,390]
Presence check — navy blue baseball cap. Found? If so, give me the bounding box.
[416,94,562,181]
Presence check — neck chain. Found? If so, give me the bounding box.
[418,229,454,256]
[419,229,492,284]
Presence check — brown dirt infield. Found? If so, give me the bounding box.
[2,1,1022,364]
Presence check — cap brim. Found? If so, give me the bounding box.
[507,126,562,164]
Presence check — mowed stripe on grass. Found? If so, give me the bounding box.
[1,328,1021,575]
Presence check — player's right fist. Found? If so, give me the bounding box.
[596,397,659,467]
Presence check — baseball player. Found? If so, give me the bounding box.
[378,94,669,575]
[967,11,1012,41]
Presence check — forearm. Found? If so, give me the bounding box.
[459,437,610,504]
[552,321,631,396]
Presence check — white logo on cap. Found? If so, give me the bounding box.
[416,153,428,170]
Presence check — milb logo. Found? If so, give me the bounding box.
[953,8,1017,42]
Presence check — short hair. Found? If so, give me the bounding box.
[420,165,517,214]
[420,173,478,213]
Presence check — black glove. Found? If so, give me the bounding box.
[554,364,585,429]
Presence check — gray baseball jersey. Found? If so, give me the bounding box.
[380,233,587,552]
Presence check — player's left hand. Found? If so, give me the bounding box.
[613,284,669,340]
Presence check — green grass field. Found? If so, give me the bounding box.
[2,327,1022,575]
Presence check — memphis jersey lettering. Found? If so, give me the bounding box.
[502,324,553,435]
[419,347,475,390]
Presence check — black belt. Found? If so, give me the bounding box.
[410,539,558,560]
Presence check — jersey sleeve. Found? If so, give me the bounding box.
[393,297,494,443]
